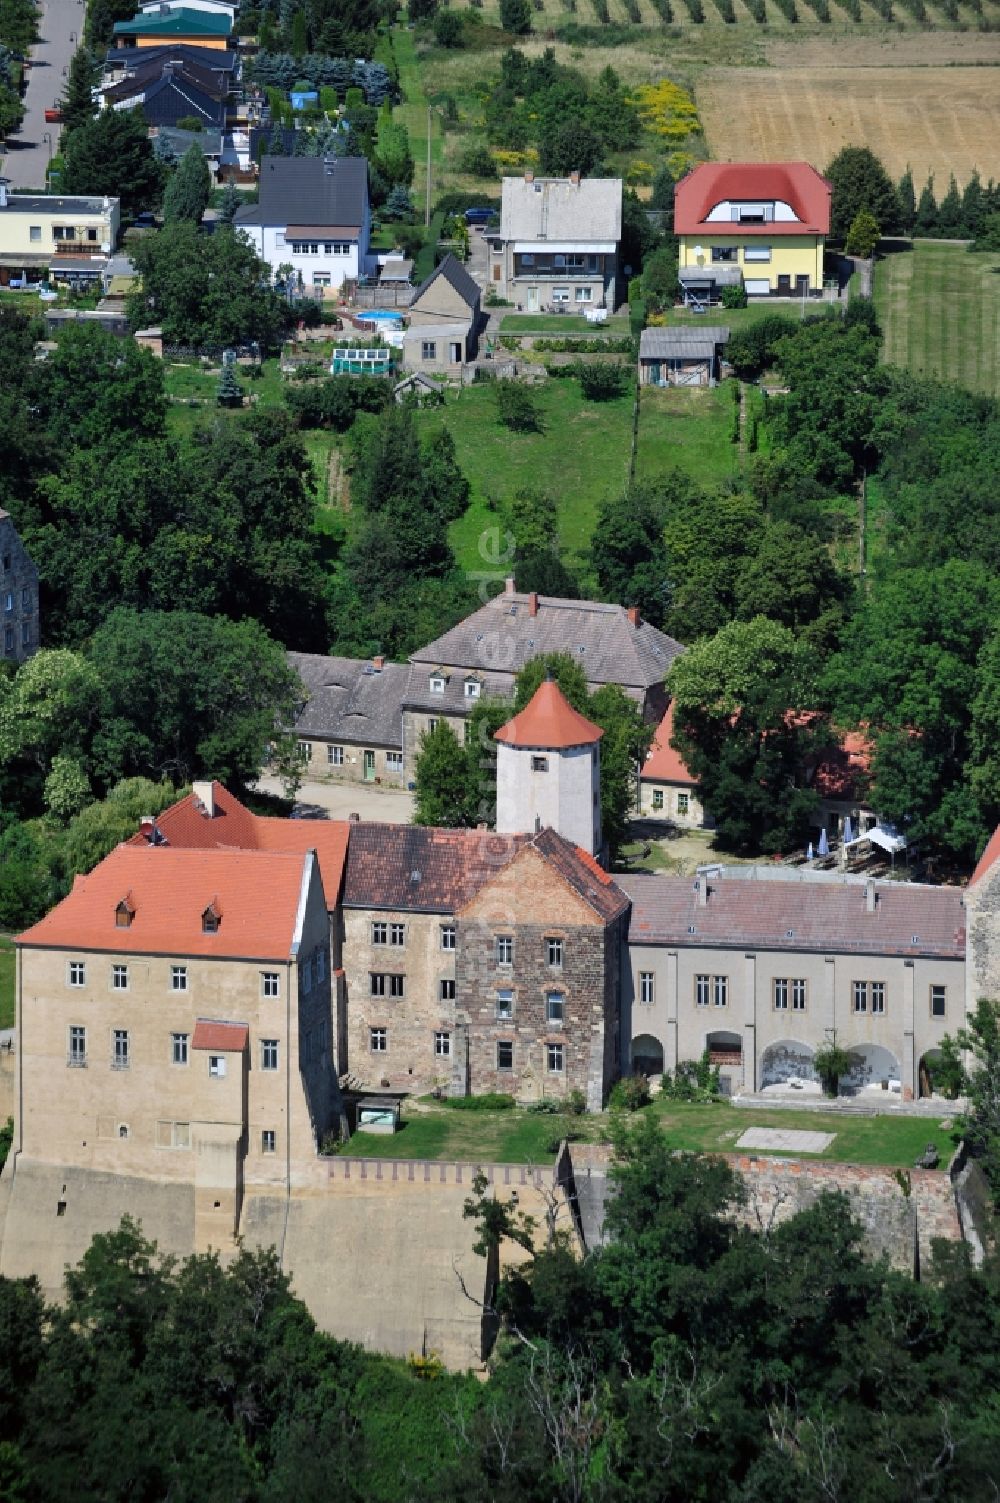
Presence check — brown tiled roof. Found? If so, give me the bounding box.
[531,828,629,923]
[495,679,604,751]
[129,782,349,908]
[17,845,310,961]
[192,1020,248,1051]
[342,824,528,913]
[620,872,966,960]
[971,825,1000,888]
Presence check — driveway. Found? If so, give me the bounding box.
[254,774,415,824]
[2,0,86,189]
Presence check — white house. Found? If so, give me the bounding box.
[489,172,623,313]
[234,155,372,294]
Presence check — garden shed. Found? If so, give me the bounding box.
[638,325,730,388]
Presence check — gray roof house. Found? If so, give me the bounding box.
[639,325,730,388]
[402,253,481,376]
[234,156,372,293]
[489,172,623,311]
[287,651,411,786]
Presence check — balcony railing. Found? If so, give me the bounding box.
[51,240,107,258]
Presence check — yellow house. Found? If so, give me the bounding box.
[0,179,119,272]
[112,7,233,47]
[674,162,831,306]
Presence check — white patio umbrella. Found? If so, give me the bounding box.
[817,828,829,857]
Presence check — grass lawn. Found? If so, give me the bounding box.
[342,1094,959,1168]
[499,314,631,335]
[0,937,14,1031]
[412,380,634,578]
[635,383,740,486]
[392,26,443,208]
[656,303,801,330]
[163,357,288,437]
[875,239,1000,398]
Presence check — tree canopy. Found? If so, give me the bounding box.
[127,223,292,349]
[824,145,902,241]
[62,107,163,216]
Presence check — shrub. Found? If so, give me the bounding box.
[712,0,736,20]
[500,0,532,29]
[720,282,748,309]
[566,1088,587,1116]
[745,0,766,17]
[440,1091,517,1111]
[680,0,704,17]
[649,0,674,17]
[433,8,465,44]
[495,380,541,432]
[800,0,830,16]
[527,1099,562,1114]
[609,1073,652,1111]
[814,1040,853,1097]
[578,361,628,400]
[459,139,496,178]
[623,0,642,17]
[661,1050,722,1102]
[771,0,798,17]
[725,313,797,378]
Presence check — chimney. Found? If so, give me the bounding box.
[0,178,8,210]
[349,811,361,822]
[528,591,538,617]
[372,654,384,671]
[627,606,640,628]
[865,877,877,914]
[569,170,581,186]
[192,780,215,817]
[696,874,709,906]
[524,170,534,183]
[504,576,515,594]
[139,816,155,840]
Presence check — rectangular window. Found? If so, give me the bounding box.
[774,978,789,1011]
[20,622,29,648]
[871,981,885,1015]
[261,971,280,999]
[930,984,946,1019]
[713,976,728,1008]
[792,978,807,1012]
[695,974,710,1007]
[464,679,481,699]
[495,935,513,966]
[743,246,772,263]
[171,965,187,992]
[386,751,403,772]
[546,1042,564,1073]
[297,741,312,762]
[497,1040,513,1071]
[156,1120,190,1149]
[552,286,569,302]
[428,717,438,734]
[652,789,664,811]
[3,592,11,612]
[639,971,654,1005]
[546,937,563,968]
[262,1129,276,1154]
[209,1054,226,1078]
[112,1029,130,1069]
[546,992,564,1025]
[440,924,456,951]
[171,1032,189,1066]
[372,921,387,945]
[421,341,437,361]
[389,923,406,946]
[389,974,405,999]
[370,1027,387,1053]
[853,981,868,1014]
[111,963,128,990]
[496,989,514,1020]
[440,978,456,1001]
[68,1025,86,1066]
[327,745,344,766]
[434,1031,451,1057]
[21,587,30,608]
[677,792,690,816]
[261,1039,279,1071]
[29,225,41,241]
[3,626,11,654]
[301,957,312,994]
[370,973,404,998]
[574,285,592,302]
[429,675,445,694]
[69,961,86,987]
[531,755,548,773]
[315,949,326,982]
[711,246,738,262]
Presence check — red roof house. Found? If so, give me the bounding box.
[674,162,832,238]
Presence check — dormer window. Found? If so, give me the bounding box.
[429,675,446,695]
[201,901,222,934]
[464,678,481,700]
[115,897,135,929]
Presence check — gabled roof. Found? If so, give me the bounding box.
[411,589,684,694]
[343,824,527,913]
[495,679,603,751]
[17,846,311,960]
[674,162,831,237]
[640,326,729,360]
[642,703,696,786]
[114,8,232,34]
[621,871,966,960]
[234,156,368,232]
[500,176,622,243]
[103,52,229,101]
[107,71,226,124]
[410,252,480,312]
[289,652,409,750]
[970,825,1000,887]
[529,827,629,923]
[127,781,349,908]
[104,43,237,74]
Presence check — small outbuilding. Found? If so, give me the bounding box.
[638,325,729,388]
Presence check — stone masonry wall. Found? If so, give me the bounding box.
[0,513,40,664]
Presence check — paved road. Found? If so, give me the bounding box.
[254,774,415,824]
[2,0,86,189]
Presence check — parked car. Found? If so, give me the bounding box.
[44,107,62,123]
[464,207,495,226]
[133,211,157,229]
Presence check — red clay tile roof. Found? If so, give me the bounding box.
[811,729,873,802]
[530,828,629,923]
[495,680,604,751]
[343,824,528,913]
[17,845,309,960]
[675,162,831,237]
[620,871,965,960]
[129,782,349,908]
[641,704,697,787]
[971,825,1000,887]
[192,1020,248,1051]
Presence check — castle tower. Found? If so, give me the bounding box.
[494,678,603,855]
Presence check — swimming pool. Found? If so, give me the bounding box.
[357,309,405,326]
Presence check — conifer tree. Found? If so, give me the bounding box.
[162,144,211,224]
[962,171,986,240]
[218,181,240,226]
[61,45,97,138]
[216,355,244,408]
[896,167,916,233]
[937,174,964,237]
[914,175,938,235]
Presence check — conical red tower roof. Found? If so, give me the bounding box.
[495,679,604,751]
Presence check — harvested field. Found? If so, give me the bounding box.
[875,241,1000,399]
[697,64,1000,186]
